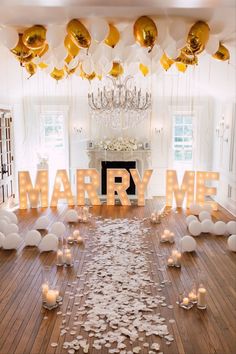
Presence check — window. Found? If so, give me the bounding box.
[173,114,193,162]
[41,110,65,150]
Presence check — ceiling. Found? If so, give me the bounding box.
[0,0,235,31]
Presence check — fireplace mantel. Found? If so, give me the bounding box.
[86,149,152,196]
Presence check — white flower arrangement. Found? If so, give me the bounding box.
[96,137,141,151]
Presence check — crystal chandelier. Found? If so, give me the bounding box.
[88,75,151,129]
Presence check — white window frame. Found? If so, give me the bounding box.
[172,112,194,164]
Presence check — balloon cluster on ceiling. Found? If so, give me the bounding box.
[0,16,231,80]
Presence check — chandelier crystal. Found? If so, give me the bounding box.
[88,75,151,129]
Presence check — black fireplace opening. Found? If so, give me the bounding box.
[101,161,136,195]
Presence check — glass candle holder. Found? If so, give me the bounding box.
[168,232,175,243]
[45,289,57,307]
[188,282,198,304]
[167,256,175,267]
[179,292,194,310]
[197,283,207,309]
[56,249,64,266]
[41,281,49,303]
[64,248,73,266]
[73,229,80,242]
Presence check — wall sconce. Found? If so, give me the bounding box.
[154,126,163,134]
[216,116,229,142]
[73,126,83,134]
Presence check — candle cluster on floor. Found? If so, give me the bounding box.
[167,250,182,268]
[48,217,176,353]
[160,229,175,244]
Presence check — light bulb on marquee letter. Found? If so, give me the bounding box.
[107,169,131,206]
[18,170,49,209]
[166,170,195,208]
[50,170,74,207]
[76,169,101,206]
[130,169,153,206]
[196,171,219,210]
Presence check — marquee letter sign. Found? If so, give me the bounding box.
[18,170,48,209]
[18,168,220,209]
[76,169,101,206]
[196,171,219,210]
[51,170,74,207]
[107,169,131,206]
[166,170,195,208]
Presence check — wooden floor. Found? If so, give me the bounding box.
[0,200,235,354]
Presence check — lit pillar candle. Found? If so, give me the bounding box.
[189,290,198,303]
[67,235,74,244]
[46,290,57,307]
[182,297,189,306]
[167,257,174,266]
[197,287,207,309]
[175,251,182,267]
[169,232,175,243]
[76,235,84,245]
[56,249,64,266]
[64,249,73,266]
[42,282,49,302]
[73,230,80,241]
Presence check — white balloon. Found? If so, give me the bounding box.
[88,18,109,42]
[189,203,202,216]
[0,232,5,247]
[205,35,219,55]
[157,20,168,46]
[0,216,11,224]
[82,58,94,75]
[0,220,7,233]
[88,40,99,55]
[47,25,65,49]
[2,233,22,250]
[38,233,58,252]
[227,234,236,252]
[35,216,49,230]
[127,61,140,76]
[25,230,42,247]
[0,210,18,224]
[199,211,211,222]
[138,47,151,66]
[176,37,186,50]
[165,41,179,59]
[213,221,226,235]
[201,219,214,233]
[68,57,79,70]
[53,45,67,62]
[181,235,197,252]
[44,63,54,74]
[169,19,188,41]
[121,25,135,46]
[189,220,202,236]
[112,42,125,61]
[50,222,66,238]
[0,27,18,49]
[186,215,198,226]
[227,221,236,235]
[64,209,78,223]
[5,223,19,235]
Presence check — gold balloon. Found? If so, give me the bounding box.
[11,33,32,61]
[65,64,79,75]
[50,67,65,81]
[175,62,188,73]
[38,62,48,69]
[96,74,102,80]
[67,19,91,49]
[16,52,35,64]
[160,53,174,71]
[25,62,37,77]
[105,24,120,48]
[109,62,124,78]
[80,66,96,80]
[175,50,198,65]
[139,63,149,76]
[32,43,49,57]
[134,16,157,52]
[186,21,210,55]
[212,43,230,61]
[22,25,46,50]
[64,35,80,57]
[65,53,73,65]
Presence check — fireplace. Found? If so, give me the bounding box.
[101,161,136,195]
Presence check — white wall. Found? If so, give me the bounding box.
[212,100,236,215]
